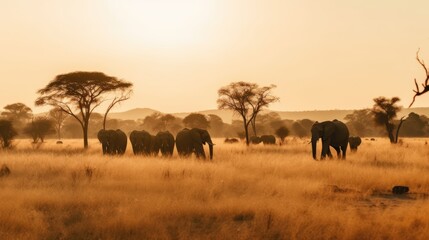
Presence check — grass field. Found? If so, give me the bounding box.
[1,138,429,239]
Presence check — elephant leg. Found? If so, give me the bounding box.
[332,146,340,159]
[341,144,347,160]
[194,143,206,159]
[321,140,331,160]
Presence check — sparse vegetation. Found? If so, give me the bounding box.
[0,119,17,148]
[1,138,429,239]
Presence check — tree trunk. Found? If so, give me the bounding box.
[243,117,249,146]
[386,123,395,143]
[251,117,257,137]
[83,121,89,149]
[57,123,61,140]
[395,117,406,143]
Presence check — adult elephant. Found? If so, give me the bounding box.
[97,129,111,154]
[311,120,349,160]
[261,135,276,145]
[129,130,152,155]
[348,136,362,152]
[115,129,127,154]
[97,129,127,155]
[156,131,175,157]
[176,128,214,160]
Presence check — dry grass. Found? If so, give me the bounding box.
[1,138,429,239]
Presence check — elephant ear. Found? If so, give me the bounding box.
[190,129,203,144]
[323,122,336,137]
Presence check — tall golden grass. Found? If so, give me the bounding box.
[1,138,429,239]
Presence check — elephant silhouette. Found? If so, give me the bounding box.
[176,128,214,160]
[97,129,127,155]
[261,135,276,145]
[156,131,175,157]
[129,130,153,156]
[311,120,349,160]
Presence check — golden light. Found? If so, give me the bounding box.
[106,0,216,48]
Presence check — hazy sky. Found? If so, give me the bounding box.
[1,0,429,113]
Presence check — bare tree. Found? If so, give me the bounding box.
[35,71,133,148]
[410,49,429,107]
[102,90,132,130]
[217,82,279,146]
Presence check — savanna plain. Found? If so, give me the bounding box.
[1,138,429,240]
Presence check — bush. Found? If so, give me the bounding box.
[0,119,17,148]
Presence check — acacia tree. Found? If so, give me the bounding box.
[371,97,403,143]
[35,71,133,148]
[1,103,33,129]
[49,107,68,140]
[217,82,279,146]
[409,49,429,107]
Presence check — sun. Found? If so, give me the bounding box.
[106,0,216,48]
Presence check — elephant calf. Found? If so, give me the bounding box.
[224,138,239,143]
[348,136,362,152]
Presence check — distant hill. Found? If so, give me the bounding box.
[109,108,161,121]
[108,107,429,123]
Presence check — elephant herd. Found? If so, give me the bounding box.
[97,120,364,161]
[97,128,214,160]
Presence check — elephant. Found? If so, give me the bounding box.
[176,128,214,160]
[224,138,239,143]
[97,129,127,155]
[250,136,262,144]
[129,130,153,155]
[156,131,175,157]
[348,136,362,152]
[261,135,276,145]
[311,120,349,160]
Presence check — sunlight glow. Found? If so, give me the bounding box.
[106,0,216,48]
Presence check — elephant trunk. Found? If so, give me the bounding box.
[312,138,317,160]
[209,143,214,160]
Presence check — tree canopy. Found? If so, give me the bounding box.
[35,71,133,148]
[1,103,33,128]
[183,113,209,130]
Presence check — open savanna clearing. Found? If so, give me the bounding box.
[1,138,429,239]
